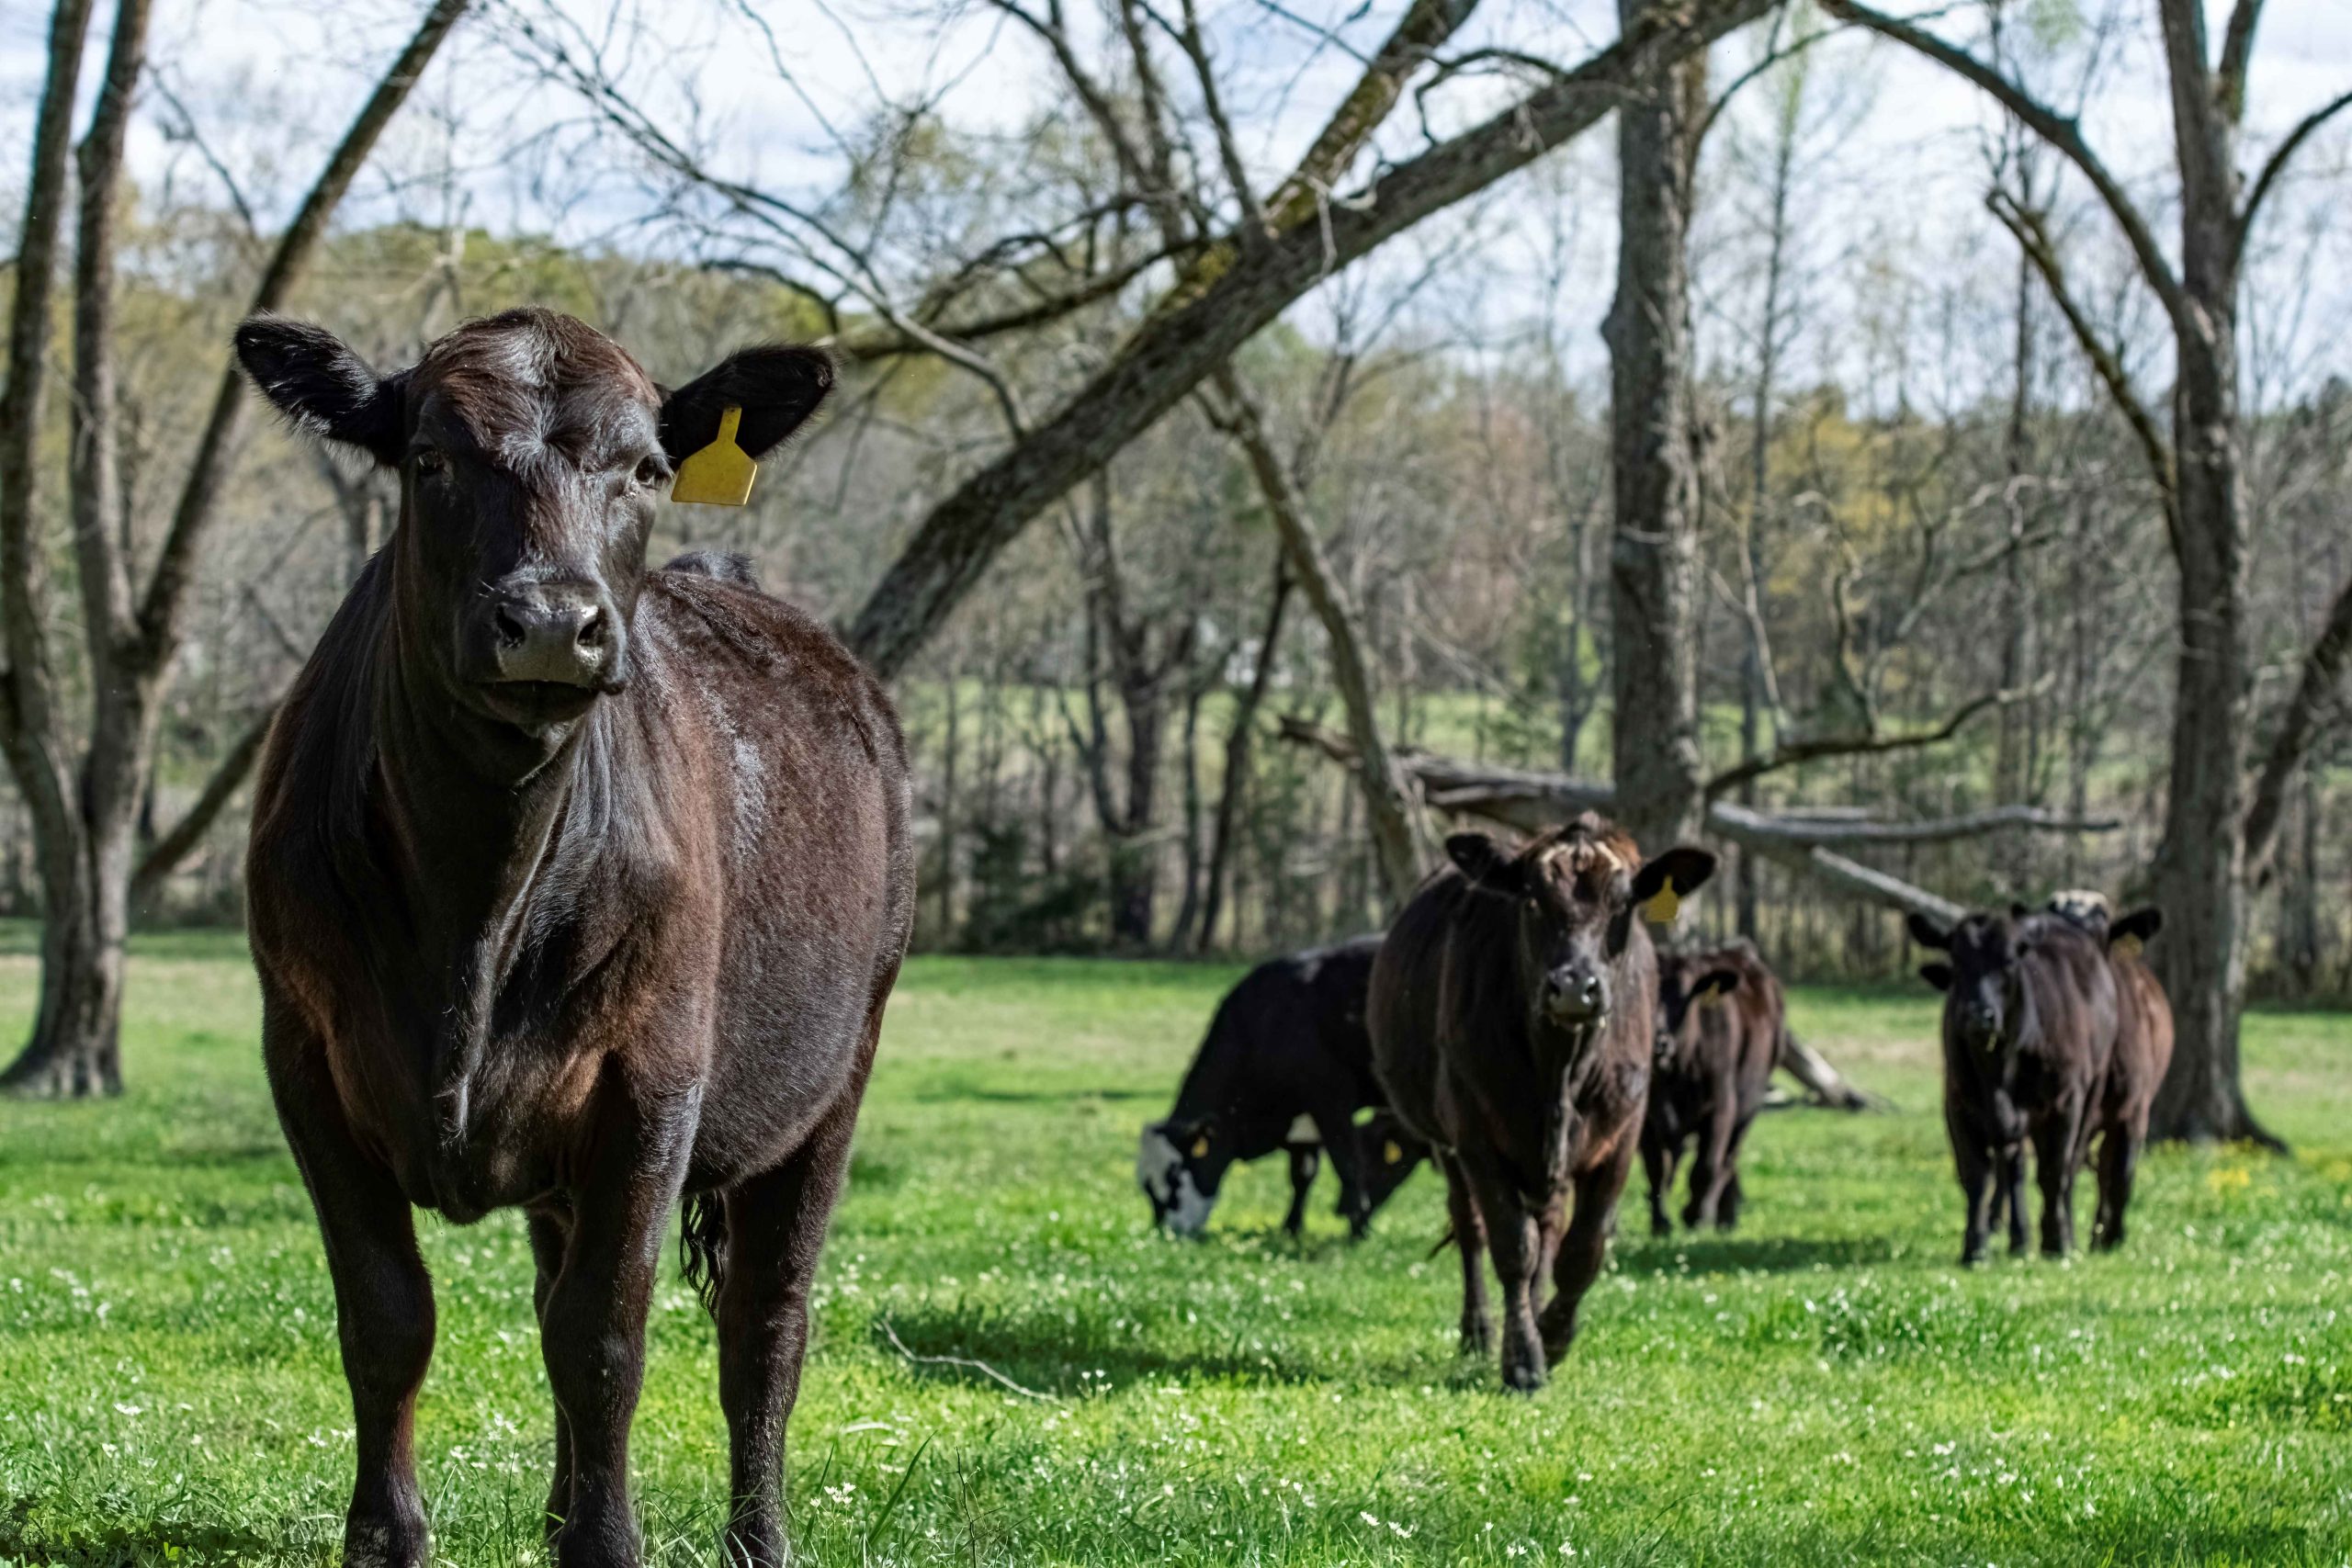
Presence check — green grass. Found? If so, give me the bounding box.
[0,930,2347,1566]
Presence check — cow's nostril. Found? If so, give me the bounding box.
[493,604,528,648]
[575,604,606,649]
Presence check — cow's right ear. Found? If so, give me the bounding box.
[1447,833,1519,892]
[1906,912,1953,951]
[234,315,408,467]
[1919,963,1954,991]
[660,344,835,464]
[1696,968,1740,1003]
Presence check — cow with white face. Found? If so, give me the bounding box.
[1136,936,1424,1239]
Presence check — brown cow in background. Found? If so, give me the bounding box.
[1370,814,1714,1391]
[2047,892,2175,1250]
[1911,908,2119,1264]
[1643,939,1783,1235]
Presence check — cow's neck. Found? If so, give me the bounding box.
[368,619,625,1133]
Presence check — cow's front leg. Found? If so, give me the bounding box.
[1282,1143,1320,1237]
[266,1001,435,1568]
[1306,1102,1368,1238]
[1538,1139,1634,1364]
[540,1095,695,1568]
[1999,1146,2029,1256]
[527,1207,575,1547]
[1461,1159,1544,1392]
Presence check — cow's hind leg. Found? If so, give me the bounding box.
[266,1010,435,1568]
[1682,1095,1738,1230]
[540,1096,695,1568]
[1538,1139,1634,1365]
[1282,1143,1319,1237]
[718,1097,861,1568]
[2092,1122,2141,1252]
[1640,1125,1676,1239]
[1437,1154,1493,1358]
[527,1207,575,1546]
[1998,1146,2029,1256]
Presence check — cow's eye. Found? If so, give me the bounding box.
[633,455,668,489]
[412,449,447,477]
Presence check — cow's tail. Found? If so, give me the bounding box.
[1426,1224,1457,1260]
[680,1192,728,1314]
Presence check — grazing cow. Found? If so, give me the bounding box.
[2045,893,2174,1249]
[1371,814,1715,1391]
[1642,939,1783,1235]
[1910,908,2119,1265]
[1138,936,1427,1238]
[236,310,914,1568]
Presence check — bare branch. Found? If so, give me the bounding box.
[1700,680,2047,800]
[131,703,281,904]
[1985,189,2177,518]
[2216,0,2264,124]
[2237,87,2352,252]
[1818,0,2190,337]
[2243,563,2352,884]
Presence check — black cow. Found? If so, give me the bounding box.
[1138,936,1427,1238]
[1912,908,2119,1264]
[1371,815,1716,1391]
[237,310,913,1568]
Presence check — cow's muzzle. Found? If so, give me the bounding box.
[1543,964,1609,1025]
[481,576,625,691]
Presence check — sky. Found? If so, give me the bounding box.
[3,0,2348,400]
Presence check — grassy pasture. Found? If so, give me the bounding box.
[0,927,2346,1565]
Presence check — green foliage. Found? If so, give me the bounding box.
[0,933,2346,1564]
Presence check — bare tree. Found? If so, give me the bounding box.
[1823,0,2352,1145]
[0,0,471,1097]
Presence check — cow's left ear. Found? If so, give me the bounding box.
[1696,968,1740,1003]
[1631,847,1716,921]
[1919,962,1953,991]
[659,344,835,465]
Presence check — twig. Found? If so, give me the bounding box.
[877,1318,1060,1402]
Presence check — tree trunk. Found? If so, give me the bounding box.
[1603,2,1708,851]
[1200,562,1291,952]
[1212,367,1427,908]
[2146,0,2276,1147]
[2,813,128,1098]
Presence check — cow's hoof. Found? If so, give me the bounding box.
[1649,1216,1670,1238]
[1959,1246,1987,1268]
[344,1516,428,1568]
[1500,1353,1546,1393]
[1459,1317,1496,1358]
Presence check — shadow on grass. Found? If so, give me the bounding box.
[0,1511,295,1567]
[873,1299,1345,1394]
[1612,1231,1902,1276]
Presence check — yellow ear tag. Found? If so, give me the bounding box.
[2115,934,2143,959]
[1642,877,1680,924]
[671,406,757,507]
[1191,1135,1211,1158]
[1384,1140,1404,1166]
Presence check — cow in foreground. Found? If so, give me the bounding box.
[237,310,914,1568]
[1911,908,2118,1264]
[1139,935,1427,1238]
[1643,939,1783,1235]
[2046,892,2174,1249]
[1371,815,1715,1391]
